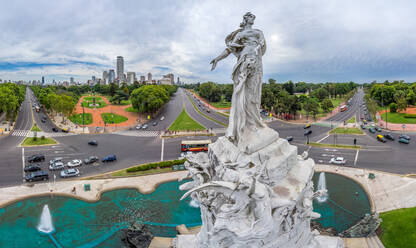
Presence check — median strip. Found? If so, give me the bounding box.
[187,95,227,127]
[308,142,360,149]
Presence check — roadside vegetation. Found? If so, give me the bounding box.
[69,113,93,125]
[183,80,357,121]
[125,106,139,113]
[347,116,356,124]
[168,109,205,131]
[0,83,26,122]
[30,123,41,132]
[101,113,128,124]
[308,142,360,149]
[22,136,57,146]
[329,127,363,135]
[379,207,416,248]
[380,112,416,124]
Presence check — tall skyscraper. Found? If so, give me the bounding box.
[41,76,45,85]
[127,72,136,85]
[117,56,124,83]
[102,71,108,85]
[140,75,145,82]
[147,73,152,83]
[70,77,74,85]
[109,69,115,84]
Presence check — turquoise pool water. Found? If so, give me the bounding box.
[0,173,371,247]
[312,172,371,233]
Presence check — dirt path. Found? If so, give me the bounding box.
[74,95,144,129]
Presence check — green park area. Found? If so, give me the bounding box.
[379,207,416,248]
[329,127,363,135]
[168,109,205,131]
[125,106,139,113]
[30,123,41,132]
[381,112,416,124]
[22,137,57,146]
[347,116,356,124]
[299,97,344,118]
[69,113,93,125]
[101,113,128,124]
[209,100,231,109]
[81,96,107,108]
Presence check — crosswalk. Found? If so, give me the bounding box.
[115,130,160,137]
[11,130,77,137]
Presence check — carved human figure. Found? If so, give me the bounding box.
[210,12,268,150]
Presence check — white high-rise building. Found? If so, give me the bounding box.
[147,73,152,84]
[117,56,124,83]
[127,72,136,85]
[109,69,115,84]
[102,71,108,85]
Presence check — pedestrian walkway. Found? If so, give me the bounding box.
[115,130,160,137]
[10,130,30,137]
[11,130,77,137]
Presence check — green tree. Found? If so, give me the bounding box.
[389,103,397,113]
[283,81,295,95]
[303,97,319,120]
[406,90,416,106]
[321,98,334,113]
[0,86,18,119]
[130,85,169,114]
[110,90,129,104]
[109,83,118,97]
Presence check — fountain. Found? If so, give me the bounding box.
[37,205,54,234]
[316,172,328,203]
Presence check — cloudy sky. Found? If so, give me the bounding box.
[1,0,416,84]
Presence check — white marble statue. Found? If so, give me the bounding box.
[177,12,344,248]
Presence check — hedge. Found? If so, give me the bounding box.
[126,158,187,173]
[404,114,416,118]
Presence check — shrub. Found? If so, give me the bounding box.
[404,114,416,118]
[41,136,45,140]
[126,158,186,173]
[389,103,397,113]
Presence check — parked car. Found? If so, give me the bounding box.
[141,124,148,129]
[399,134,411,140]
[49,157,63,166]
[286,136,293,142]
[160,116,165,121]
[41,118,46,123]
[25,171,49,182]
[61,128,69,133]
[152,121,158,126]
[60,168,80,178]
[304,129,312,136]
[84,156,99,164]
[135,125,142,130]
[52,127,59,132]
[385,134,395,141]
[102,154,117,163]
[398,137,410,144]
[88,140,98,146]
[28,154,45,163]
[304,123,311,129]
[49,161,65,171]
[24,164,41,172]
[369,127,376,133]
[376,135,386,143]
[360,124,366,129]
[67,159,82,168]
[329,157,347,165]
[375,126,381,132]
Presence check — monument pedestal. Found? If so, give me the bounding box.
[177,136,344,248]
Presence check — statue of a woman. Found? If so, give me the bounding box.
[211,12,278,154]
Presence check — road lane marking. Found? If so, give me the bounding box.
[354,149,359,166]
[161,138,165,161]
[54,151,65,154]
[316,135,329,143]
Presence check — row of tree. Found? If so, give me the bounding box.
[0,83,26,120]
[367,81,416,113]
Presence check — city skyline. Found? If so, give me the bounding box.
[1,0,416,84]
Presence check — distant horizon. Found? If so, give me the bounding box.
[1,1,416,83]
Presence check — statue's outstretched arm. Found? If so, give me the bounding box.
[210,49,231,71]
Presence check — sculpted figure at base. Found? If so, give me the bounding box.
[176,13,344,248]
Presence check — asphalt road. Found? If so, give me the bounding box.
[326,88,365,123]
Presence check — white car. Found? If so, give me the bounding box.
[329,157,346,165]
[160,116,165,121]
[60,168,80,178]
[67,159,82,168]
[49,161,65,170]
[135,125,142,130]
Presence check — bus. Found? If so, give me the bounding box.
[181,140,212,152]
[340,105,348,112]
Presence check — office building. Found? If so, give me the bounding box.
[70,77,74,85]
[117,56,124,83]
[163,73,174,84]
[102,71,108,85]
[140,75,145,83]
[109,69,115,84]
[41,76,45,85]
[127,72,136,85]
[158,78,171,85]
[147,73,152,84]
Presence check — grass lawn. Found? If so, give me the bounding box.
[22,137,57,146]
[381,112,416,124]
[379,207,416,248]
[31,123,41,132]
[168,109,205,131]
[330,97,344,108]
[329,127,363,135]
[82,96,107,108]
[210,100,231,109]
[69,113,93,125]
[125,106,139,113]
[347,116,356,124]
[308,142,360,149]
[101,113,128,124]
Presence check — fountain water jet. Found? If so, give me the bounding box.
[189,199,200,208]
[316,172,328,203]
[37,205,55,234]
